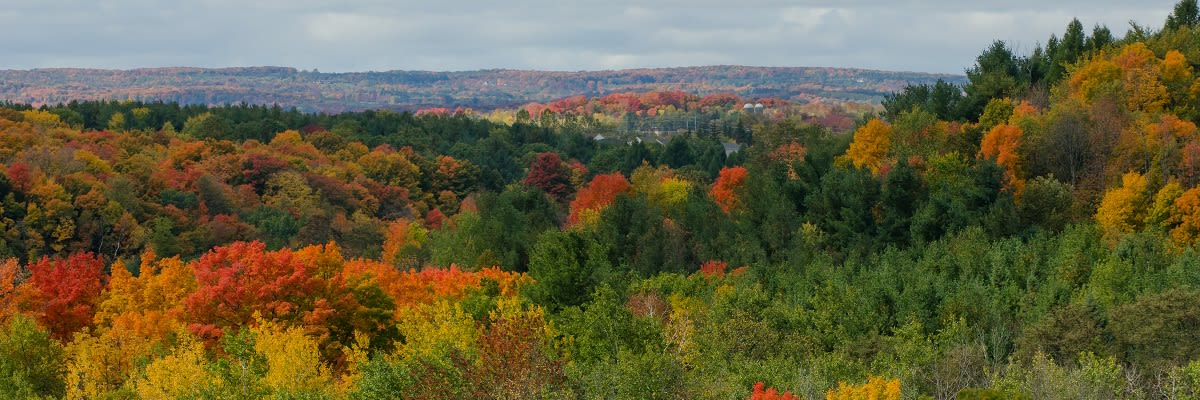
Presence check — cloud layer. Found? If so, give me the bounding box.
[0,1,1180,74]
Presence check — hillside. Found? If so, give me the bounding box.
[0,65,963,113]
[5,2,1200,399]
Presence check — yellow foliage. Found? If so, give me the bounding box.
[1162,50,1194,85]
[1095,172,1149,244]
[271,129,304,146]
[631,165,692,210]
[665,293,702,367]
[335,330,373,395]
[1068,56,1123,103]
[293,241,345,279]
[826,376,901,400]
[1147,181,1184,229]
[252,320,333,395]
[72,149,113,175]
[133,333,222,399]
[1126,68,1170,113]
[572,208,602,228]
[488,296,553,339]
[65,329,155,399]
[843,118,892,175]
[394,300,478,360]
[20,110,62,128]
[1115,43,1169,112]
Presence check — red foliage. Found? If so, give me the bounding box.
[523,152,573,202]
[183,241,353,341]
[599,92,643,113]
[1183,140,1200,186]
[699,260,728,277]
[710,166,749,214]
[5,162,32,193]
[363,180,412,220]
[241,153,289,192]
[425,208,446,229]
[415,107,450,116]
[567,172,631,226]
[21,252,108,340]
[749,382,800,400]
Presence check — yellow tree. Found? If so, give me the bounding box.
[1068,55,1122,104]
[826,376,901,400]
[1113,43,1169,113]
[133,333,222,399]
[252,320,333,397]
[630,165,690,211]
[1095,172,1149,244]
[65,328,155,399]
[393,300,478,360]
[1147,181,1184,230]
[843,118,892,175]
[1162,50,1194,104]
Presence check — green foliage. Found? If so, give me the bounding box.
[527,230,610,309]
[0,315,65,399]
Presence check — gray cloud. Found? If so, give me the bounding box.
[0,0,1181,74]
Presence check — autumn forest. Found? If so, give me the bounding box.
[4,2,1200,400]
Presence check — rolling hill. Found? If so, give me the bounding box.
[0,65,964,113]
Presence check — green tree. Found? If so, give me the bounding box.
[1165,0,1200,30]
[526,230,610,310]
[0,315,65,399]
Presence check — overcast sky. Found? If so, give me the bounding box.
[0,1,1182,75]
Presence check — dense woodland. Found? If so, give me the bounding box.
[4,2,1200,399]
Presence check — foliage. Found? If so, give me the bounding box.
[5,6,1200,396]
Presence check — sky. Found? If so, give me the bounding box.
[0,0,1183,75]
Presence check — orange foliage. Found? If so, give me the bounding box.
[1148,114,1198,145]
[0,258,20,323]
[381,219,424,267]
[1011,100,1037,120]
[711,166,749,214]
[567,172,631,227]
[94,252,197,341]
[1171,186,1200,245]
[342,261,526,314]
[769,142,808,163]
[979,123,1024,193]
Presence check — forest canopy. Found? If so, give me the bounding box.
[3,2,1200,399]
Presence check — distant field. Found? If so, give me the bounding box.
[0,65,964,113]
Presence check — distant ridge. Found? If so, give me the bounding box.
[0,65,964,113]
